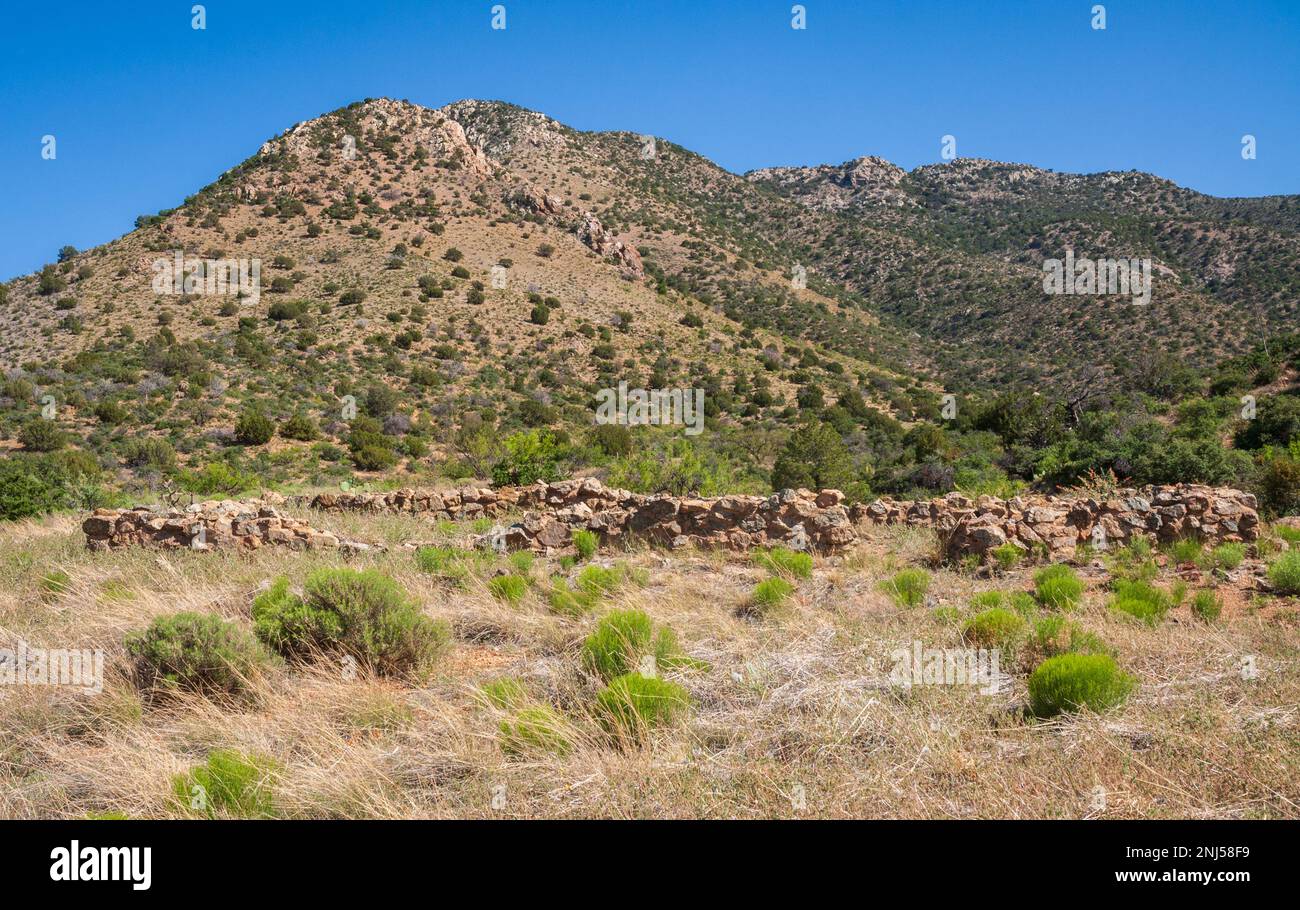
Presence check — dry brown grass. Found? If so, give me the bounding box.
[1,512,1297,819]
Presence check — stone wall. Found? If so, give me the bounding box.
[84,481,1260,561]
[859,484,1259,560]
[82,496,366,553]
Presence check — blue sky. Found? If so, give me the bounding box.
[2,0,1297,281]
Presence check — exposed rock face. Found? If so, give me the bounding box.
[310,480,855,553]
[851,485,1259,561]
[504,184,562,217]
[576,212,644,276]
[82,498,362,553]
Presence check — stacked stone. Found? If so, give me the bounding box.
[83,499,345,552]
[852,485,1259,560]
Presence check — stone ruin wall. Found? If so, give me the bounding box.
[83,480,1260,560]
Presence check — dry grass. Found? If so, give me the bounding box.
[1,512,1297,819]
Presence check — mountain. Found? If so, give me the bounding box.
[0,98,1297,509]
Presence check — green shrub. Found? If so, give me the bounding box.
[234,407,275,445]
[488,574,528,604]
[279,413,319,441]
[181,460,256,496]
[1033,564,1084,610]
[596,673,690,736]
[749,576,795,613]
[507,551,534,575]
[1206,542,1246,571]
[490,430,562,486]
[499,706,572,756]
[1268,551,1300,594]
[575,563,645,599]
[579,609,698,680]
[1109,579,1172,625]
[1009,591,1039,614]
[252,570,449,679]
[171,750,278,819]
[753,546,813,579]
[1274,524,1300,545]
[126,612,273,699]
[969,591,1004,610]
[18,419,66,452]
[990,542,1023,571]
[962,608,1025,650]
[573,529,598,561]
[1028,654,1135,718]
[1190,590,1222,622]
[548,585,592,617]
[1170,538,1203,564]
[881,569,929,607]
[120,437,177,472]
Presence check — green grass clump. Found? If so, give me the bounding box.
[1109,579,1172,625]
[748,576,795,613]
[252,570,449,679]
[1009,591,1039,615]
[1268,551,1300,594]
[1206,542,1246,571]
[881,569,929,607]
[1026,616,1108,664]
[39,569,71,600]
[753,546,813,579]
[1169,538,1203,564]
[171,750,278,819]
[596,673,690,737]
[990,542,1023,571]
[499,705,572,756]
[580,609,702,680]
[488,574,529,604]
[1190,590,1222,622]
[1274,524,1300,545]
[480,676,528,709]
[969,591,1004,610]
[575,563,645,599]
[507,551,534,575]
[961,608,1025,650]
[573,529,598,561]
[414,545,474,585]
[1028,654,1135,718]
[1033,564,1084,610]
[126,611,273,699]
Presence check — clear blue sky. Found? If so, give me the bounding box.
[2,0,1297,281]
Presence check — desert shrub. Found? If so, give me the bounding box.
[234,407,274,445]
[881,569,929,607]
[120,437,177,472]
[181,460,257,497]
[753,546,812,579]
[499,705,572,756]
[596,673,690,736]
[490,430,562,486]
[1257,457,1300,518]
[749,576,795,613]
[94,399,130,425]
[580,609,697,680]
[1275,524,1300,545]
[252,570,449,679]
[1033,564,1084,610]
[1268,551,1300,594]
[1026,616,1108,664]
[126,612,272,699]
[1191,590,1222,622]
[279,413,319,441]
[990,542,1023,571]
[507,551,534,575]
[1206,542,1246,571]
[18,419,65,452]
[962,608,1025,650]
[1009,591,1039,614]
[573,529,598,561]
[969,591,1004,610]
[1028,653,1134,718]
[171,750,278,819]
[414,546,478,585]
[0,452,103,520]
[771,421,854,492]
[1109,578,1172,625]
[488,574,528,604]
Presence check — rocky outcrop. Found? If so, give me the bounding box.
[576,212,643,276]
[82,497,368,553]
[504,184,562,217]
[853,485,1259,561]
